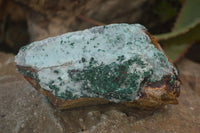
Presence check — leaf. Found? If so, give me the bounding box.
[156,21,200,45]
[164,43,190,62]
[173,0,200,31]
[155,0,200,62]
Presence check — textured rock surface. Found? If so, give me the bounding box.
[11,0,148,41]
[15,24,179,109]
[177,58,200,96]
[0,52,200,133]
[0,52,64,133]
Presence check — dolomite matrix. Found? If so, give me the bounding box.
[15,24,180,109]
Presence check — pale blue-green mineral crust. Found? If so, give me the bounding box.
[15,24,177,103]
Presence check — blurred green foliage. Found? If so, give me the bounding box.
[153,0,178,23]
[155,0,200,62]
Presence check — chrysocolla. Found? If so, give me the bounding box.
[15,23,180,108]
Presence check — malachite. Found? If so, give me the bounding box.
[15,23,179,106]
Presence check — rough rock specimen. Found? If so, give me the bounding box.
[15,24,180,109]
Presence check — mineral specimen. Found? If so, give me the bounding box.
[15,24,180,109]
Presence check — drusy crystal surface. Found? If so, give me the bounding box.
[15,24,177,103]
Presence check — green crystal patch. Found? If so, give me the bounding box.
[68,56,153,102]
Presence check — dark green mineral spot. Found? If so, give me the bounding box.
[54,70,59,74]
